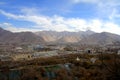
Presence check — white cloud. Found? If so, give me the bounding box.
[103,22,120,34]
[109,8,120,19]
[70,0,120,20]
[70,0,98,4]
[0,10,72,31]
[65,18,87,31]
[0,10,24,19]
[87,19,103,32]
[0,23,40,32]
[70,0,120,6]
[0,9,120,35]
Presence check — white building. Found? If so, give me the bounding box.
[76,57,80,61]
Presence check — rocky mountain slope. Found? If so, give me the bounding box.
[80,32,120,45]
[0,27,120,45]
[35,30,95,43]
[0,27,44,44]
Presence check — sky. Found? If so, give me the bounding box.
[0,0,120,34]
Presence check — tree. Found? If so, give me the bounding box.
[99,53,120,80]
[64,45,74,51]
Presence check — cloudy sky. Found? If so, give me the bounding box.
[0,0,120,34]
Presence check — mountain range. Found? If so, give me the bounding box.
[0,27,120,45]
[0,27,44,44]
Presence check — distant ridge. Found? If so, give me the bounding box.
[0,27,45,44]
[80,32,120,45]
[0,27,120,45]
[35,30,95,43]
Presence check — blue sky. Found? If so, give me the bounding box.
[0,0,120,34]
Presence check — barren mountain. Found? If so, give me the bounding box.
[0,27,120,45]
[81,32,120,45]
[0,27,13,42]
[35,30,120,45]
[0,27,44,44]
[35,30,95,43]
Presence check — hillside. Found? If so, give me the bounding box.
[0,27,120,45]
[0,27,44,44]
